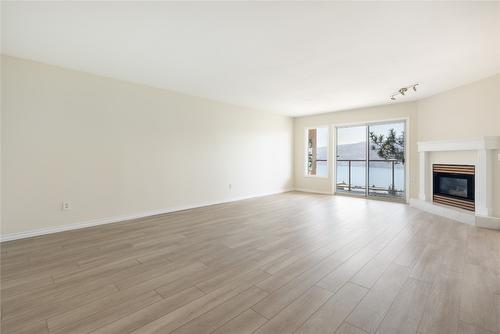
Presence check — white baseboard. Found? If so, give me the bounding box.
[0,188,293,242]
[475,215,500,230]
[409,198,475,225]
[294,188,332,195]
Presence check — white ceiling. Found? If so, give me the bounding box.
[2,1,499,117]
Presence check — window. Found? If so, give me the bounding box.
[306,127,328,177]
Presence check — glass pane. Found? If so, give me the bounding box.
[316,160,328,177]
[368,161,404,197]
[368,122,405,198]
[439,177,468,198]
[336,125,366,195]
[307,127,328,176]
[336,126,366,160]
[336,161,349,191]
[350,161,366,193]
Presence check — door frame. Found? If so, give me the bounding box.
[331,117,410,203]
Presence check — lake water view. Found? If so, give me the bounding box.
[316,161,405,192]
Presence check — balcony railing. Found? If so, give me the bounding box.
[336,159,404,197]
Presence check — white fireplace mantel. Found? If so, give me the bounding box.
[412,136,499,228]
[417,137,500,152]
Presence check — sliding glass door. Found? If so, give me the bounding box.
[367,122,405,199]
[336,121,406,200]
[336,126,367,194]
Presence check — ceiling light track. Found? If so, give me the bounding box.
[390,83,419,101]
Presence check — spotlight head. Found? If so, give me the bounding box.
[399,88,407,95]
[390,96,396,101]
[413,86,417,92]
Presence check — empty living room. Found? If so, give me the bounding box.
[1,1,500,334]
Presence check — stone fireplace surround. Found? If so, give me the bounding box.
[410,136,500,229]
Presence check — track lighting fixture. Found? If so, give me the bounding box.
[389,83,419,102]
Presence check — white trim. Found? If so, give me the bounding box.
[331,117,410,129]
[409,198,475,225]
[0,189,293,242]
[328,124,335,194]
[476,149,493,216]
[417,137,500,152]
[404,119,411,203]
[304,126,330,178]
[475,215,500,230]
[303,175,329,179]
[418,151,428,201]
[294,188,332,195]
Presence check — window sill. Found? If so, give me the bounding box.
[303,175,329,179]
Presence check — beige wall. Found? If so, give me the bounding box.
[417,75,500,141]
[1,56,293,236]
[417,74,500,216]
[294,74,500,216]
[294,103,418,197]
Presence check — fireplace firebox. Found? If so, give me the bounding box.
[433,164,474,211]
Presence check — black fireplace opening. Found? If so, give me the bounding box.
[433,171,474,202]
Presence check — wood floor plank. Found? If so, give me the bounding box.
[417,269,462,334]
[211,309,268,334]
[459,263,499,333]
[251,286,333,334]
[336,323,370,334]
[1,283,119,332]
[254,234,359,293]
[47,289,163,333]
[348,251,392,289]
[393,233,427,268]
[465,229,500,276]
[375,278,431,334]
[497,294,500,334]
[252,241,372,319]
[170,286,268,334]
[295,282,368,334]
[346,263,409,334]
[456,321,496,334]
[90,287,206,334]
[409,243,443,283]
[0,319,48,334]
[129,270,270,333]
[316,247,377,293]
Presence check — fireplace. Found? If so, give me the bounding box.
[433,164,474,211]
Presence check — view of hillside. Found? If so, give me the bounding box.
[336,142,392,161]
[316,142,402,161]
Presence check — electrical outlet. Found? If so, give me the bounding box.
[61,201,70,211]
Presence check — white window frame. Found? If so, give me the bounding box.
[304,126,329,178]
[332,117,410,203]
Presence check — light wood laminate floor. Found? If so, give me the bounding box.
[1,192,499,334]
